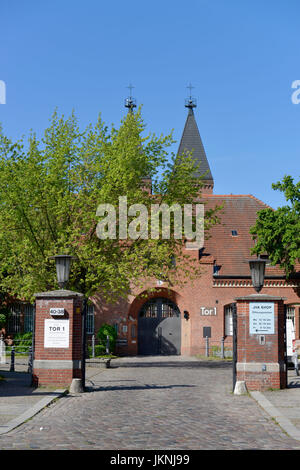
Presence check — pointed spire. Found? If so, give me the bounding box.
[124,83,137,113]
[177,87,214,193]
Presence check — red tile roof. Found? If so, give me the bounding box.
[197,194,299,277]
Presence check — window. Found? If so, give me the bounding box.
[286,306,295,326]
[162,302,176,318]
[8,303,21,334]
[86,304,95,334]
[24,304,35,333]
[141,303,158,318]
[213,264,220,275]
[231,230,238,237]
[140,298,180,319]
[224,305,233,336]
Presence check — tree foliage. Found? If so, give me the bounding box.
[250,175,300,277]
[0,108,220,301]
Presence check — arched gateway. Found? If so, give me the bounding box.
[138,297,181,355]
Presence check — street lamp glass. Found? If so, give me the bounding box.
[249,258,267,293]
[50,255,76,289]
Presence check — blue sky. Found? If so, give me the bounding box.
[0,0,299,208]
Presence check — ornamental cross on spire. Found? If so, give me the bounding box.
[127,83,134,98]
[185,82,197,110]
[187,82,194,99]
[125,83,137,112]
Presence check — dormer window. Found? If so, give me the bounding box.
[231,230,238,237]
[213,264,221,275]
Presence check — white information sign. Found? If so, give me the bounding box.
[249,302,275,334]
[44,319,69,348]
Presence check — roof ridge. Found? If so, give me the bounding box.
[200,193,273,207]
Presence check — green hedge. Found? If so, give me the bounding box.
[88,344,107,357]
[13,332,33,345]
[6,332,32,355]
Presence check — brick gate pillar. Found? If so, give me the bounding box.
[234,294,287,391]
[32,290,84,388]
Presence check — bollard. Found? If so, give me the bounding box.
[293,353,299,377]
[27,346,33,374]
[92,334,95,358]
[205,336,209,357]
[220,337,225,358]
[0,335,5,364]
[69,378,84,394]
[234,380,248,395]
[10,346,15,372]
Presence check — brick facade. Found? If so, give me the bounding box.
[33,290,83,387]
[235,295,287,391]
[91,264,300,357]
[89,106,300,357]
[33,106,300,361]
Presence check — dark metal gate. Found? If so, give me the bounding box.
[138,298,181,355]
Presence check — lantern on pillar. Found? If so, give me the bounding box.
[248,257,268,293]
[50,255,77,289]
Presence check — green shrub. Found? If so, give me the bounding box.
[13,332,32,346]
[96,323,117,353]
[88,344,106,357]
[0,313,6,328]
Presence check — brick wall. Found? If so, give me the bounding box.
[92,265,300,357]
[33,293,83,387]
[235,297,287,391]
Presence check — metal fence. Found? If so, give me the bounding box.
[0,337,33,373]
[196,337,233,359]
[85,335,232,359]
[86,334,111,358]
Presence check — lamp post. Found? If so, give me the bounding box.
[248,257,268,293]
[49,255,77,289]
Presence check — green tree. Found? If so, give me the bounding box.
[250,175,300,277]
[97,323,117,353]
[0,108,220,302]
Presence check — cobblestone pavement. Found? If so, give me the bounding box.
[1,358,300,450]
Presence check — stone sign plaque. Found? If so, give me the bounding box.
[44,319,69,348]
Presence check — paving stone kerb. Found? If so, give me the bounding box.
[33,290,84,387]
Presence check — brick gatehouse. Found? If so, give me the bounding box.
[91,99,300,356]
[7,99,300,357]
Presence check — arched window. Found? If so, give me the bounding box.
[140,298,180,319]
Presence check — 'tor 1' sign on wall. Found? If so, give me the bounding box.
[200,307,217,316]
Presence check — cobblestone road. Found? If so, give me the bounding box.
[1,358,300,450]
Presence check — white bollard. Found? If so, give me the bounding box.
[69,378,84,394]
[0,337,6,364]
[234,380,248,395]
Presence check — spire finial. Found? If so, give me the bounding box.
[185,82,197,112]
[125,83,137,113]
